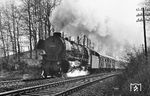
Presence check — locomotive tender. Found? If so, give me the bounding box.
[37,32,125,78]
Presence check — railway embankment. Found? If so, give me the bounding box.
[116,48,150,96]
[0,50,43,80]
[70,75,119,96]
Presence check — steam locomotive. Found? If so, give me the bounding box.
[37,32,126,78]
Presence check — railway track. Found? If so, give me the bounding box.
[0,77,63,93]
[0,73,107,92]
[0,72,120,96]
[0,80,23,88]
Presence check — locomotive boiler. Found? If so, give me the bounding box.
[37,32,89,78]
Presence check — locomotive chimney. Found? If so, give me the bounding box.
[53,32,61,37]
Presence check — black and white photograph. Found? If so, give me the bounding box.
[0,0,150,96]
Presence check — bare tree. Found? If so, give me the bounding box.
[2,7,15,57]
[11,3,18,59]
[0,1,25,63]
[43,0,61,37]
[0,11,7,58]
[16,16,21,61]
[0,0,61,61]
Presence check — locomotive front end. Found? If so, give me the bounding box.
[37,32,69,78]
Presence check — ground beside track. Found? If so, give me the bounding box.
[70,75,120,96]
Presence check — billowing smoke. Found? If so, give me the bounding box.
[51,0,143,59]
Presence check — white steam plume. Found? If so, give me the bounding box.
[51,0,144,59]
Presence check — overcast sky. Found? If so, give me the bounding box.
[53,0,147,46]
[50,0,149,58]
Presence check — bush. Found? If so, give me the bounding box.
[18,61,28,70]
[1,59,14,71]
[118,48,150,96]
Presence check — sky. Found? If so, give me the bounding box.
[51,0,149,58]
[52,0,145,45]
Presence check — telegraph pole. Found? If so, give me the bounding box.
[142,8,148,58]
[136,7,150,58]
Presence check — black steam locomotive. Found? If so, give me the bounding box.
[37,32,126,78]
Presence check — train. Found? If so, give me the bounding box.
[37,32,126,78]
